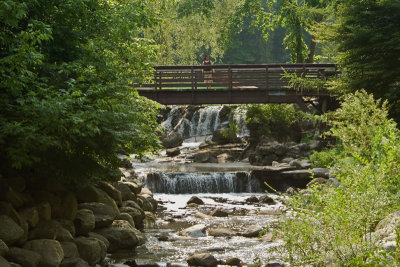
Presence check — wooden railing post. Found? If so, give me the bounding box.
[228,66,232,103]
[191,66,195,104]
[265,65,269,100]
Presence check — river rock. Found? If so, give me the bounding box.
[125,181,143,195]
[180,224,207,238]
[23,239,64,267]
[78,202,119,228]
[60,258,90,267]
[74,236,106,266]
[225,257,242,266]
[259,195,276,205]
[208,227,236,237]
[19,207,40,228]
[212,129,239,145]
[166,147,180,157]
[137,195,155,212]
[0,215,24,246]
[242,225,264,238]
[162,132,183,148]
[96,181,123,206]
[76,186,119,214]
[57,219,75,237]
[0,240,7,257]
[36,202,52,221]
[193,151,217,163]
[6,247,42,267]
[209,208,229,217]
[187,196,204,205]
[245,196,259,203]
[74,209,95,236]
[195,213,212,219]
[88,232,110,250]
[117,213,135,228]
[29,220,61,240]
[119,206,145,230]
[187,253,219,267]
[33,191,78,221]
[95,220,141,253]
[114,182,136,201]
[260,232,273,242]
[217,153,234,163]
[60,241,79,258]
[144,211,156,229]
[0,256,10,267]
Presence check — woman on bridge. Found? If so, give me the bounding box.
[202,55,213,89]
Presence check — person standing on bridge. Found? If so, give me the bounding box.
[202,55,213,89]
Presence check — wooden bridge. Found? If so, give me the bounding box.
[137,64,338,111]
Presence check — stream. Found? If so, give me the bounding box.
[107,106,286,266]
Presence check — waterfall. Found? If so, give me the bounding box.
[142,172,262,194]
[189,106,222,137]
[161,106,223,140]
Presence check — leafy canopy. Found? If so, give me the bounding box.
[0,0,162,186]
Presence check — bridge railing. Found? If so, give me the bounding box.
[137,64,337,94]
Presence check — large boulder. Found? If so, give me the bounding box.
[180,224,207,238]
[78,202,119,228]
[0,256,11,267]
[0,240,8,257]
[74,236,106,266]
[76,186,119,215]
[162,132,183,149]
[113,182,136,201]
[60,241,79,259]
[87,232,110,250]
[187,253,219,267]
[23,239,64,267]
[119,206,145,230]
[60,258,90,267]
[0,215,24,246]
[6,247,42,267]
[137,195,157,212]
[117,213,135,228]
[33,191,77,221]
[193,151,217,163]
[29,220,62,240]
[74,209,95,236]
[96,182,122,206]
[19,207,40,228]
[36,202,52,221]
[95,220,143,253]
[57,220,75,237]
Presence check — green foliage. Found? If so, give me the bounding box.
[0,0,162,187]
[276,91,400,265]
[245,104,304,142]
[326,0,400,121]
[309,146,341,168]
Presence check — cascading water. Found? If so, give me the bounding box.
[142,172,262,194]
[112,105,283,267]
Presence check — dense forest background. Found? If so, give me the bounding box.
[1,0,399,185]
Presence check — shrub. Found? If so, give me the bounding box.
[276,90,400,265]
[0,0,162,187]
[245,104,306,142]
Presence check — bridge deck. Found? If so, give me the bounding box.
[137,64,337,106]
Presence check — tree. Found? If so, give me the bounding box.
[327,0,400,119]
[145,0,238,64]
[0,0,162,186]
